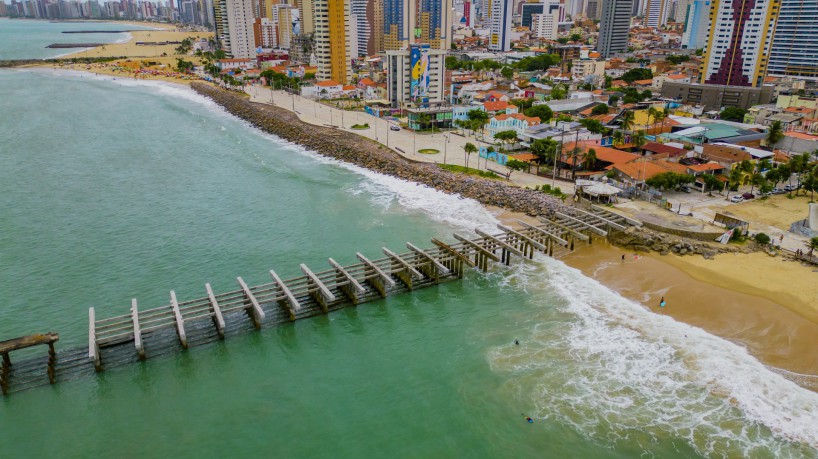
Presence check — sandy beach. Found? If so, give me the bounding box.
[562,241,818,390]
[34,25,215,86]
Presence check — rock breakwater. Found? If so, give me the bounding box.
[191,83,565,217]
[609,226,749,258]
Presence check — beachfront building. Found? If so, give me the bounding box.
[314,0,353,83]
[486,113,541,138]
[385,45,447,107]
[215,0,256,58]
[383,0,452,106]
[597,0,632,58]
[701,0,778,87]
[407,106,454,131]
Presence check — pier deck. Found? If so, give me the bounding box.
[1,211,631,395]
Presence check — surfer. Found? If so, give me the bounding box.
[660,296,666,308]
[514,339,519,346]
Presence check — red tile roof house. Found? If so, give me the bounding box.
[483,100,518,116]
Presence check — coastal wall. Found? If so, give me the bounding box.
[190,83,564,217]
[640,221,725,242]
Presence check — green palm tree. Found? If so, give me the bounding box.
[582,148,598,171]
[612,130,624,147]
[767,120,784,147]
[631,130,647,151]
[646,107,659,131]
[620,110,635,134]
[463,142,478,170]
[807,236,818,257]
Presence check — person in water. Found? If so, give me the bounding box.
[660,296,666,308]
[514,339,519,345]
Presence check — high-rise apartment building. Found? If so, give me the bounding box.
[531,1,561,39]
[298,0,315,33]
[644,0,670,28]
[274,3,294,48]
[351,0,370,56]
[383,0,452,107]
[314,0,352,83]
[767,0,818,81]
[216,0,256,58]
[520,2,544,29]
[367,0,384,54]
[597,0,632,58]
[488,0,512,51]
[701,0,778,87]
[680,0,709,49]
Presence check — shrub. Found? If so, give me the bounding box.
[754,233,771,245]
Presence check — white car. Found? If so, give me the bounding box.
[730,195,744,203]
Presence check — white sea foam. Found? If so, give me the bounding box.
[489,255,818,457]
[23,70,818,455]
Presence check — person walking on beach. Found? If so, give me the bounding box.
[621,254,625,262]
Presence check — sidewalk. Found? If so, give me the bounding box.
[245,85,575,195]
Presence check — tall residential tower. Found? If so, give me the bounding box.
[597,0,632,58]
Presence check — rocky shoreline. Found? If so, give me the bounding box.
[609,226,755,258]
[190,83,566,217]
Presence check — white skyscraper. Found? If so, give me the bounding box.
[223,0,256,58]
[488,0,512,51]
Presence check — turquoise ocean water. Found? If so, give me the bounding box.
[0,17,155,60]
[1,21,817,458]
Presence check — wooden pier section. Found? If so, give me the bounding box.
[2,210,634,395]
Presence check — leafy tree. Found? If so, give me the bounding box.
[591,104,610,116]
[511,98,535,110]
[506,159,529,175]
[467,109,489,124]
[494,130,519,151]
[604,75,613,89]
[531,138,559,164]
[445,56,461,70]
[580,118,604,133]
[612,129,625,146]
[608,95,619,106]
[640,89,653,100]
[739,160,754,174]
[524,104,553,122]
[463,142,477,169]
[621,68,653,83]
[725,167,743,197]
[556,114,573,123]
[175,58,194,73]
[501,67,514,80]
[665,54,690,65]
[719,107,747,122]
[767,120,784,146]
[557,37,569,44]
[569,33,583,42]
[515,54,561,71]
[754,233,771,245]
[550,85,567,100]
[701,174,722,194]
[645,172,694,190]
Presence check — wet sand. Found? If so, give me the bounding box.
[563,241,818,390]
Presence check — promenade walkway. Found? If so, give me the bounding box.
[245,85,576,196]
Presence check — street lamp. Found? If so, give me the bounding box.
[443,134,448,165]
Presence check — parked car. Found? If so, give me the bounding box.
[741,192,755,200]
[389,125,400,131]
[730,195,744,203]
[680,185,692,193]
[784,184,798,191]
[771,188,785,194]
